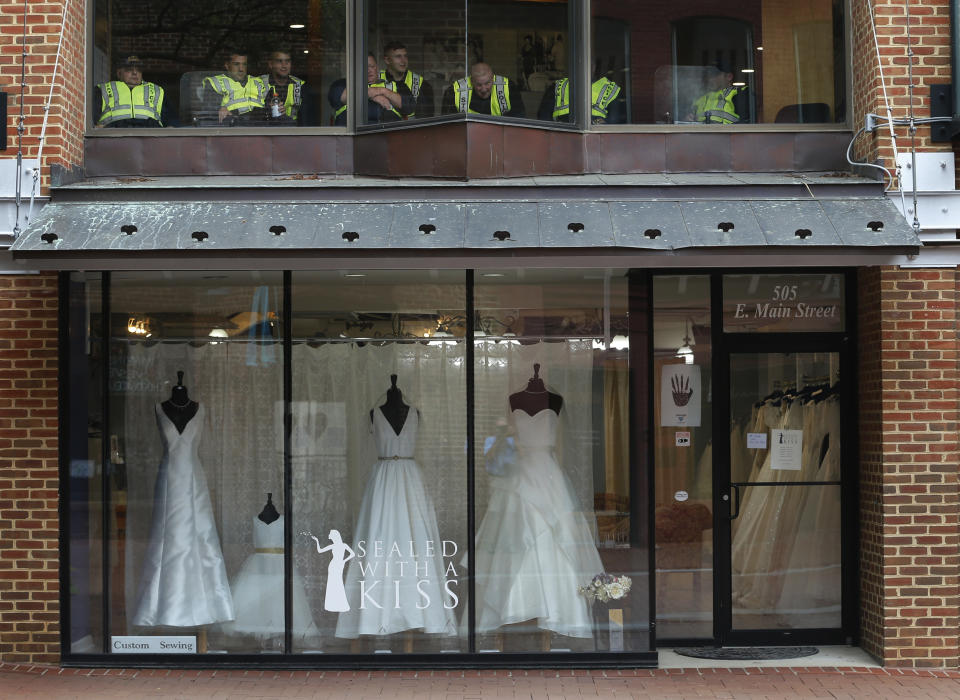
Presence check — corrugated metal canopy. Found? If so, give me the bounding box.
[10,197,920,260]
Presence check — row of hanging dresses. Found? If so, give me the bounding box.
[730,386,841,615]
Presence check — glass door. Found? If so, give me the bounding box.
[724,351,843,640]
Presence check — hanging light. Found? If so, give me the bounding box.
[675,319,694,364]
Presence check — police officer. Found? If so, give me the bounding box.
[203,51,268,124]
[379,41,433,118]
[95,55,172,128]
[443,62,525,117]
[259,49,307,124]
[687,63,747,124]
[329,54,412,126]
[539,76,624,124]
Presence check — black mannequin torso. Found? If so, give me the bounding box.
[161,371,199,434]
[371,374,411,436]
[258,492,280,524]
[509,363,563,416]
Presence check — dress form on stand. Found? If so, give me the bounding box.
[509,363,563,416]
[161,370,199,434]
[258,493,280,524]
[371,374,410,435]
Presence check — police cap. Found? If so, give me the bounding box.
[118,55,144,69]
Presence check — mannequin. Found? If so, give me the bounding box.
[509,363,563,416]
[258,493,280,524]
[370,374,410,436]
[161,370,199,434]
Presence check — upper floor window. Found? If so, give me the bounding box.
[90,0,845,131]
[91,0,346,128]
[591,0,846,125]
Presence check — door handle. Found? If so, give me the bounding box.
[728,484,741,520]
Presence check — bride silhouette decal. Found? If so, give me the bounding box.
[303,529,355,612]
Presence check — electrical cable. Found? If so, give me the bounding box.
[904,0,920,232]
[26,0,71,229]
[12,0,28,239]
[846,126,892,189]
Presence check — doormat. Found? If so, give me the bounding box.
[673,646,819,660]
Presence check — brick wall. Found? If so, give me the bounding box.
[0,0,85,193]
[859,267,960,667]
[0,273,59,664]
[851,2,952,179]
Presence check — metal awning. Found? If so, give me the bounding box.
[9,196,921,268]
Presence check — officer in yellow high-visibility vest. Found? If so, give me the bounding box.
[95,55,172,128]
[202,51,268,124]
[442,63,525,117]
[329,54,412,126]
[686,64,748,124]
[379,41,434,118]
[539,76,625,124]
[259,49,308,124]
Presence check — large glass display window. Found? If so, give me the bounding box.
[63,268,653,662]
[289,270,468,654]
[651,275,713,639]
[472,268,648,653]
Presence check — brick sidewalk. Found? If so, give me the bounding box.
[3,664,960,699]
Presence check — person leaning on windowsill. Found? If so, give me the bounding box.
[94,54,176,128]
[328,53,413,126]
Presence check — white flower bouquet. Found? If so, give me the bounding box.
[578,573,632,603]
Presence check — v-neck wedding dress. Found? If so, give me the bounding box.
[132,403,235,627]
[334,406,456,638]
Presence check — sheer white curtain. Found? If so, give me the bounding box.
[123,341,283,633]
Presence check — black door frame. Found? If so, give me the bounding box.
[651,268,859,648]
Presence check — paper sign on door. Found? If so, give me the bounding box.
[770,429,803,470]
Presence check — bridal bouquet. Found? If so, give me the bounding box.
[578,573,632,603]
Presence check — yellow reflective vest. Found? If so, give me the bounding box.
[691,86,744,124]
[452,75,511,115]
[97,81,164,126]
[552,77,621,121]
[379,69,422,118]
[259,75,305,119]
[203,74,268,114]
[335,80,402,121]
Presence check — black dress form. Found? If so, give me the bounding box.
[371,374,410,436]
[161,370,199,434]
[509,363,563,416]
[258,493,280,524]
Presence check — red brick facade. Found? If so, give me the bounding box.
[2,0,960,669]
[0,274,59,664]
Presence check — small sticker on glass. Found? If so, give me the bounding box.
[675,490,689,502]
[747,432,767,449]
[675,431,691,447]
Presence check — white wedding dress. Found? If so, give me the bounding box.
[132,403,235,627]
[335,407,456,638]
[472,408,603,638]
[221,515,319,641]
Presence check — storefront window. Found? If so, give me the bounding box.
[104,272,284,654]
[66,272,105,653]
[92,1,345,128]
[290,270,468,653]
[65,268,652,659]
[652,275,712,639]
[472,269,648,653]
[591,0,846,125]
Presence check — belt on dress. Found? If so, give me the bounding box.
[380,455,414,460]
[255,547,284,554]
